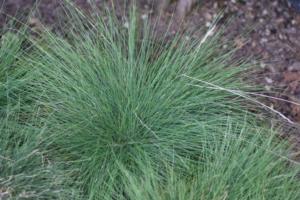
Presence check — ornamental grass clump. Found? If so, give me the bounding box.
[0,29,80,199]
[0,114,80,199]
[122,126,300,200]
[0,31,23,116]
[1,3,300,199]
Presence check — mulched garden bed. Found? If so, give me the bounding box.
[1,0,300,155]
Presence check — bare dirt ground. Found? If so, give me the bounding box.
[1,0,300,156]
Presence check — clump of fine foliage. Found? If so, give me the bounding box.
[0,32,23,116]
[0,31,79,199]
[1,3,300,199]
[122,128,299,200]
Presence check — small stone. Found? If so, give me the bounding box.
[205,21,211,27]
[251,41,257,48]
[141,14,148,20]
[279,34,286,40]
[185,36,191,40]
[123,21,129,29]
[204,13,212,21]
[265,77,273,84]
[262,9,268,16]
[265,85,271,91]
[260,38,268,43]
[272,1,278,7]
[213,2,218,9]
[234,37,245,49]
[259,18,264,23]
[288,62,300,71]
[260,62,266,68]
[276,17,285,24]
